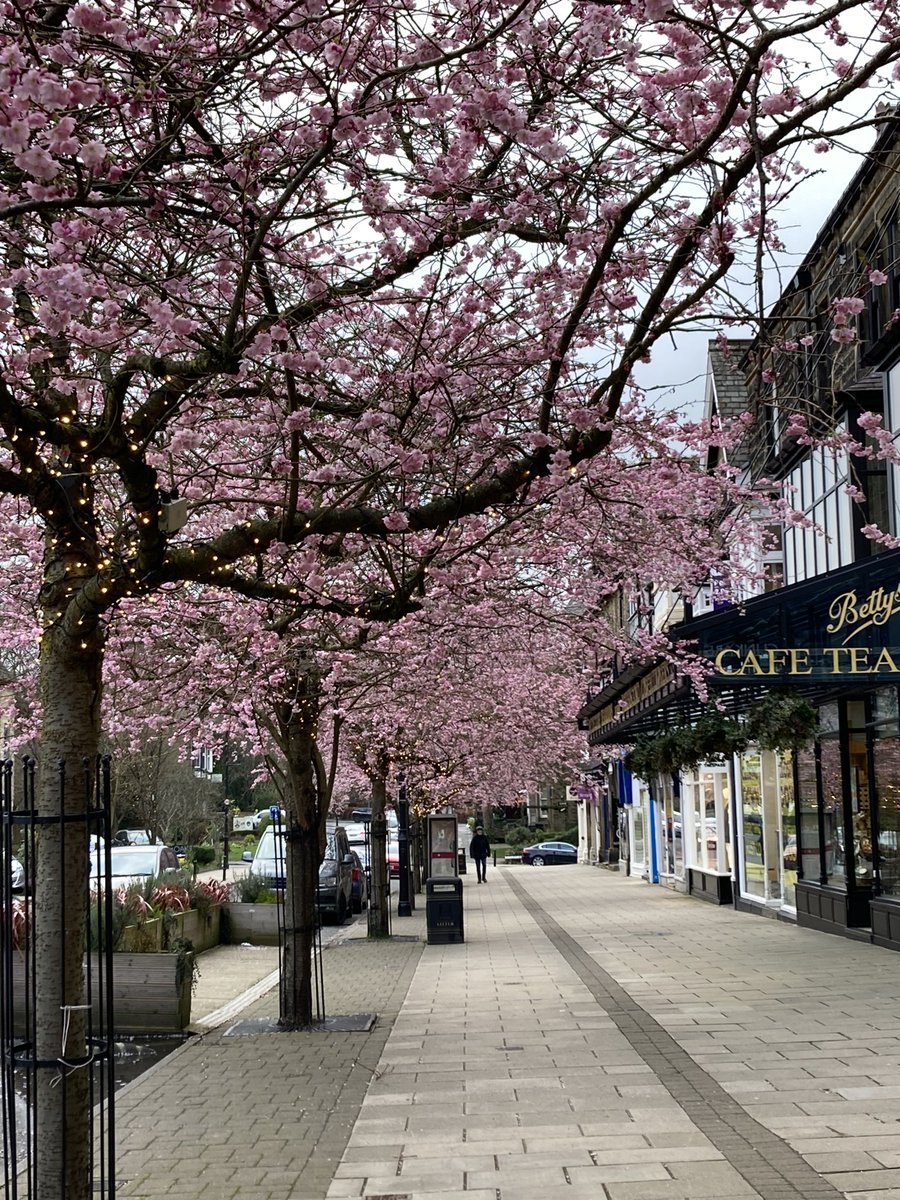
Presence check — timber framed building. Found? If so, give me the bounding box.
[578,116,900,949]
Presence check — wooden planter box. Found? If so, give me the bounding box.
[120,916,163,952]
[7,952,192,1035]
[162,905,222,953]
[220,902,281,945]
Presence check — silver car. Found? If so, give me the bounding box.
[8,855,24,892]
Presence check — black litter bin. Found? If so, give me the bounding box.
[425,876,464,945]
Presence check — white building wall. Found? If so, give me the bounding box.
[783,437,854,586]
[886,362,900,536]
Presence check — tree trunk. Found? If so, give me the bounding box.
[35,625,102,1200]
[368,775,390,938]
[277,687,325,1029]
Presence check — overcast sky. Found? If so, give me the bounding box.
[634,131,873,419]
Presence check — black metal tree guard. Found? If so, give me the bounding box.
[1,756,117,1198]
[271,809,325,1024]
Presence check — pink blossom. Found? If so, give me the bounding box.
[831,326,856,344]
[79,140,107,170]
[14,147,57,180]
[868,268,888,286]
[383,512,409,532]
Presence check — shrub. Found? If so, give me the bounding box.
[504,825,531,849]
[235,872,277,904]
[745,692,817,751]
[190,843,216,867]
[560,826,579,846]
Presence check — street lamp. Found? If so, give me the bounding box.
[397,771,411,917]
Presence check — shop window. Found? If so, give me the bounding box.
[821,738,845,888]
[872,688,900,896]
[633,792,647,875]
[687,766,730,874]
[780,752,797,909]
[740,750,795,906]
[658,775,683,879]
[740,755,765,900]
[796,745,821,881]
[846,700,874,886]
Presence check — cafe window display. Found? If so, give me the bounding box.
[872,688,900,896]
[791,690,900,936]
[737,749,796,909]
[684,765,730,875]
[657,773,685,882]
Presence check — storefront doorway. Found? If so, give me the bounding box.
[737,750,796,910]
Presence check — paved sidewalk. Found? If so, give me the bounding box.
[329,868,900,1200]
[112,868,900,1199]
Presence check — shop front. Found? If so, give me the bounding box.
[578,548,900,949]
[735,748,796,915]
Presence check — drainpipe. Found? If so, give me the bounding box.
[648,780,660,884]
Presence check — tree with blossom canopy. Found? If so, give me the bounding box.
[3,0,900,1194]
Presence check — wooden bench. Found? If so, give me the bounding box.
[503,854,523,864]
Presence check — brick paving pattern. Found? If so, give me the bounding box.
[112,869,900,1200]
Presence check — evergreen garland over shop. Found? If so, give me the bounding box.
[624,693,817,780]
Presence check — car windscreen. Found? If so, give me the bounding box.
[255,830,337,861]
[108,849,158,875]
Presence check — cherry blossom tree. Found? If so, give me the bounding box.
[3,0,900,1195]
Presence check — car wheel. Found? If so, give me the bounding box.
[532,856,545,866]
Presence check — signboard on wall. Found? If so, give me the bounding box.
[684,547,900,684]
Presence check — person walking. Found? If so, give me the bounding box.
[469,825,491,883]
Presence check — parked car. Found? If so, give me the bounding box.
[387,839,399,878]
[521,840,578,866]
[112,829,159,847]
[244,823,354,922]
[349,849,368,913]
[5,853,25,892]
[344,826,370,872]
[254,808,284,829]
[93,844,182,889]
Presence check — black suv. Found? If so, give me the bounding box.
[246,822,354,923]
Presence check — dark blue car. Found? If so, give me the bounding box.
[521,840,578,866]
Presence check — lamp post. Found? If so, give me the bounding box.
[397,770,411,917]
[221,799,230,881]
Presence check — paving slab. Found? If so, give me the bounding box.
[99,865,900,1198]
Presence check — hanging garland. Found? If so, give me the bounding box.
[743,691,818,751]
[624,692,817,780]
[625,707,745,779]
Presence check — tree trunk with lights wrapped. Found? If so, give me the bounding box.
[35,599,103,1199]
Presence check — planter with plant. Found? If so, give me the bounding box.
[8,886,206,1034]
[221,872,281,945]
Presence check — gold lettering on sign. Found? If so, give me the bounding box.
[790,648,813,674]
[827,582,900,644]
[712,645,900,677]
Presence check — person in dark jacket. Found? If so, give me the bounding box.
[469,825,491,883]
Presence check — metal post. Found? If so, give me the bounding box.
[397,772,411,917]
[221,800,230,881]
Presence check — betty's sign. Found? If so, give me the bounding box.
[706,572,900,683]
